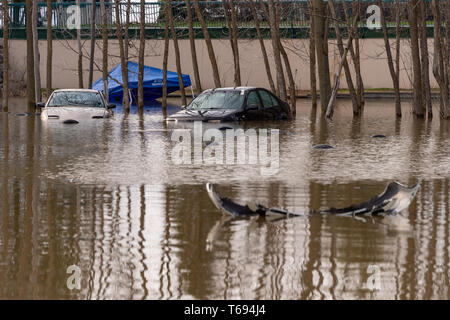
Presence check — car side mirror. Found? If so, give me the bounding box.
[107,104,116,109]
[246,104,259,111]
[36,102,46,108]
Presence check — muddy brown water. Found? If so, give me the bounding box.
[0,97,449,299]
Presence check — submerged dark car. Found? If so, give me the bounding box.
[167,87,292,122]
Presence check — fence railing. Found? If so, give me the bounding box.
[0,1,438,37]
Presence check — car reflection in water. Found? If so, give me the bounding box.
[38,89,116,124]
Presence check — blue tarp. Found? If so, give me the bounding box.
[92,61,191,104]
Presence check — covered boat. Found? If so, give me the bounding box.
[92,61,191,105]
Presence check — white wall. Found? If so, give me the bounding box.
[7,38,437,92]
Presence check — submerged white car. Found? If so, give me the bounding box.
[38,89,116,124]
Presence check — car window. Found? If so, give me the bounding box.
[270,93,279,106]
[187,90,244,110]
[246,91,262,109]
[258,90,278,109]
[48,91,105,108]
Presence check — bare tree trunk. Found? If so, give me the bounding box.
[249,0,275,93]
[138,0,146,112]
[114,0,129,111]
[342,0,365,111]
[378,0,402,117]
[267,0,286,101]
[353,0,364,109]
[2,0,9,111]
[329,0,359,116]
[32,0,41,102]
[313,0,331,113]
[222,0,238,85]
[408,0,425,117]
[432,5,441,84]
[230,0,241,86]
[432,0,450,118]
[26,0,35,112]
[100,0,108,103]
[185,0,202,93]
[326,42,351,119]
[161,2,170,117]
[418,0,432,118]
[395,0,402,116]
[274,0,287,100]
[433,43,440,86]
[168,0,186,106]
[309,2,317,109]
[279,44,296,117]
[445,1,450,98]
[46,0,52,97]
[88,0,96,88]
[76,0,84,89]
[274,1,295,115]
[124,0,131,63]
[258,0,280,94]
[193,0,221,87]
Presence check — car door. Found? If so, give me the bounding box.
[244,90,264,120]
[98,91,109,117]
[258,89,281,120]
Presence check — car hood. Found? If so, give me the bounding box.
[42,106,108,122]
[167,108,240,121]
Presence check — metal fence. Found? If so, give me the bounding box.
[0,1,437,31]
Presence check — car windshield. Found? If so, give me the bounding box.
[48,91,104,108]
[187,90,244,110]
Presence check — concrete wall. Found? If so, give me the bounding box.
[7,38,438,93]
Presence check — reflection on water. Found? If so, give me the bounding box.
[0,98,449,299]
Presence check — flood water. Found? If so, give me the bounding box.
[0,97,449,299]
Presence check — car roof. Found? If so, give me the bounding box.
[52,89,102,93]
[204,87,258,92]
